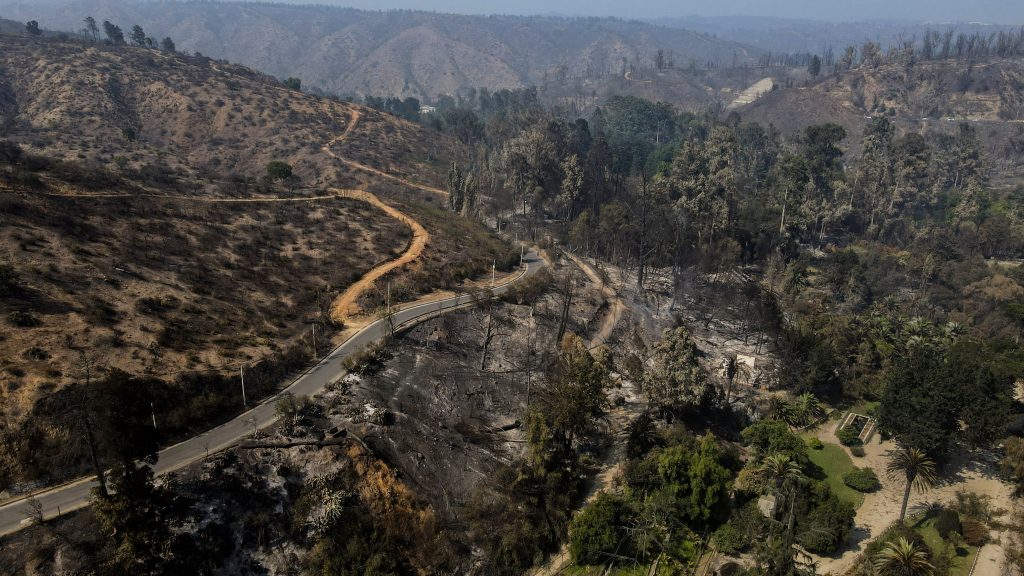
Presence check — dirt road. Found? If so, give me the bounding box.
[327,188,430,319]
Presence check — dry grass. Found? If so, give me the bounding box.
[0,192,408,419]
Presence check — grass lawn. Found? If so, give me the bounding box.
[803,436,866,509]
[846,400,880,418]
[910,512,979,576]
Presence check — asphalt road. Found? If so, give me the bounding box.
[0,251,545,537]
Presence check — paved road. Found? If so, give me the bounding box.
[0,252,544,536]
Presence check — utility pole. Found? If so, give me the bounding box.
[520,245,525,268]
[150,402,157,430]
[311,324,317,359]
[491,260,496,288]
[240,365,247,408]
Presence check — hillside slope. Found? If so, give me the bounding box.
[0,0,761,99]
[0,34,511,481]
[0,33,454,185]
[737,58,1024,182]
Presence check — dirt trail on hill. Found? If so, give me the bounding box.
[319,108,451,320]
[326,188,430,319]
[728,77,774,109]
[26,107,445,327]
[566,252,625,348]
[322,108,449,196]
[530,255,640,576]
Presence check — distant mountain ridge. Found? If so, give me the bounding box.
[0,0,761,100]
[655,15,1024,55]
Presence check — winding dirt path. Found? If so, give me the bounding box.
[326,188,430,319]
[808,426,1013,575]
[566,252,625,348]
[30,106,446,326]
[322,108,449,196]
[530,254,639,576]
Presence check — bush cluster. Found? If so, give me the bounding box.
[836,426,863,446]
[842,467,880,492]
[935,508,962,538]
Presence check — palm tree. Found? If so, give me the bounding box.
[756,454,806,535]
[793,392,826,427]
[873,537,934,576]
[886,447,938,522]
[767,396,795,425]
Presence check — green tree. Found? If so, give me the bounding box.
[886,447,937,522]
[874,537,935,576]
[103,20,125,45]
[568,493,634,565]
[529,334,610,462]
[741,420,808,465]
[685,433,733,524]
[644,327,712,417]
[25,20,41,36]
[789,392,826,427]
[160,37,176,52]
[557,154,585,221]
[84,16,99,41]
[800,123,847,243]
[808,55,822,77]
[796,483,855,553]
[91,463,183,575]
[771,153,810,235]
[1001,436,1024,495]
[879,342,1011,456]
[447,162,464,212]
[265,160,293,181]
[129,24,147,46]
[283,77,302,91]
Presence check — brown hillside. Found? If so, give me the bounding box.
[0,34,510,446]
[737,58,1024,182]
[1,0,762,100]
[0,34,453,186]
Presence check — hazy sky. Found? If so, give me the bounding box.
[265,0,1024,23]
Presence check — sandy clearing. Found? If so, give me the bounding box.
[728,77,774,110]
[809,425,1013,575]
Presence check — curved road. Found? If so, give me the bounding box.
[0,251,543,536]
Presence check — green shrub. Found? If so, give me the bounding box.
[843,468,880,492]
[713,522,747,555]
[807,437,824,450]
[569,493,636,565]
[796,483,856,554]
[935,508,962,539]
[863,523,930,561]
[741,420,808,464]
[0,265,23,298]
[265,160,293,181]
[836,426,862,446]
[850,445,866,457]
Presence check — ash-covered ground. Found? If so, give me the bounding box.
[329,259,612,514]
